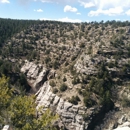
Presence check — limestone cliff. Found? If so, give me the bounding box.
[21,60,49,92]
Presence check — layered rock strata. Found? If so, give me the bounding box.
[21,60,49,92]
[36,81,88,130]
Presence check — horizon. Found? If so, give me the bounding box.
[0,17,129,24]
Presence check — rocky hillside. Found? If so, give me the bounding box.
[1,19,130,130]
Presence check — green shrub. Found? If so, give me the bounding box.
[82,114,89,121]
[60,83,68,92]
[45,57,51,64]
[71,55,77,61]
[72,77,80,85]
[65,61,69,66]
[83,94,95,107]
[80,43,85,48]
[63,76,67,82]
[53,88,58,94]
[53,60,59,69]
[121,96,130,107]
[78,89,82,95]
[108,62,114,68]
[69,96,80,105]
[49,80,56,87]
[88,45,92,54]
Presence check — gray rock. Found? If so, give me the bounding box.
[21,61,93,130]
[35,81,87,130]
[53,96,60,106]
[118,115,128,125]
[64,102,73,110]
[48,69,56,79]
[21,60,48,92]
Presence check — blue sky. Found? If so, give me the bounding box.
[0,0,130,22]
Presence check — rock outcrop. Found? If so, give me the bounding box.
[21,61,104,130]
[36,81,88,130]
[21,61,88,130]
[74,55,98,75]
[21,60,49,92]
[113,114,130,130]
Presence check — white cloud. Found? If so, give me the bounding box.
[0,0,10,3]
[77,12,81,15]
[126,9,130,16]
[34,9,43,12]
[37,9,43,12]
[64,5,77,12]
[98,0,130,9]
[18,0,130,10]
[79,1,95,8]
[40,18,53,21]
[41,0,52,3]
[16,0,130,17]
[34,0,76,4]
[78,0,130,9]
[88,7,123,16]
[18,0,130,9]
[40,17,82,23]
[58,17,81,22]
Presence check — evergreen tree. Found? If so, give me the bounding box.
[0,75,58,130]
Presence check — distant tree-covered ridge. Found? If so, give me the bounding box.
[0,18,39,47]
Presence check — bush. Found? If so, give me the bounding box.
[65,61,69,66]
[83,94,95,107]
[84,96,90,107]
[49,80,56,87]
[78,89,82,95]
[45,49,50,54]
[72,79,76,85]
[82,114,89,121]
[122,96,130,107]
[69,95,80,105]
[80,43,85,48]
[63,76,67,82]
[71,56,76,61]
[53,60,59,69]
[53,88,58,94]
[60,83,68,92]
[88,45,92,54]
[72,77,80,85]
[45,57,51,64]
[69,96,80,105]
[108,62,114,68]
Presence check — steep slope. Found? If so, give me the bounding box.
[1,19,130,129]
